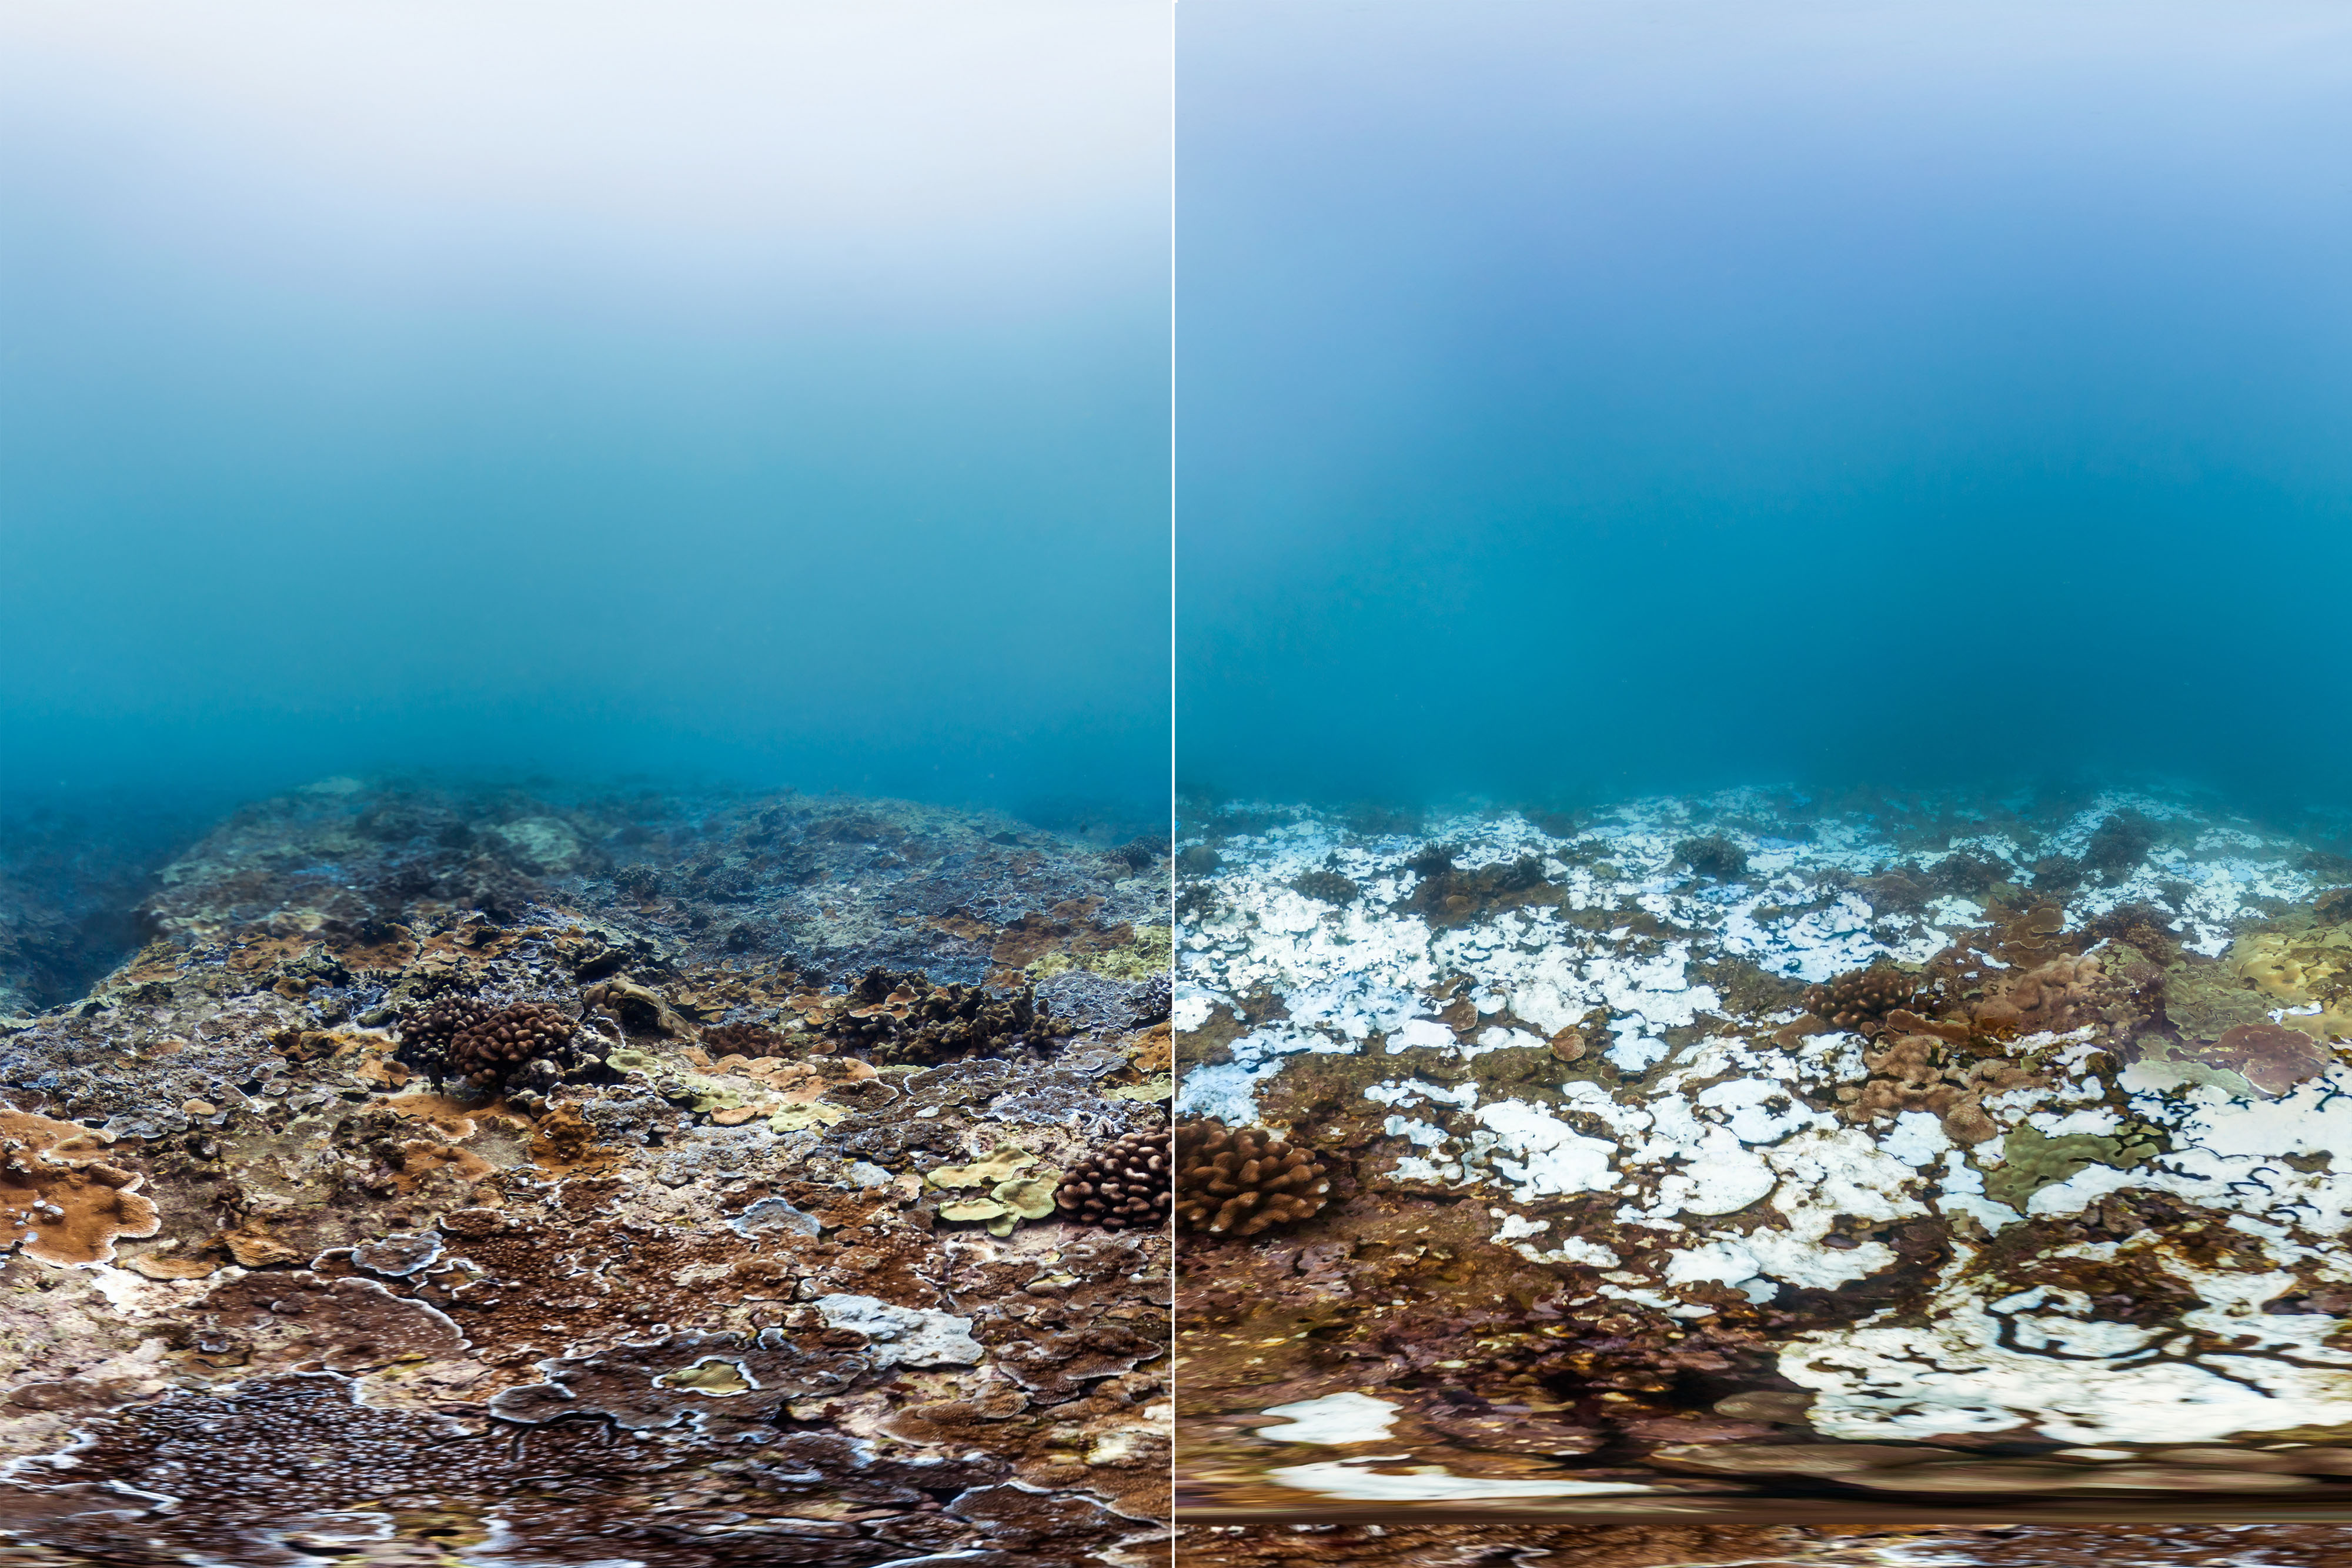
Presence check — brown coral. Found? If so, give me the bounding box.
[700,1020,787,1057]
[1055,1129,1171,1229]
[1839,1032,2039,1146]
[1972,953,2112,1035]
[2196,1022,2334,1098]
[395,992,493,1077]
[449,1002,575,1088]
[1175,1119,1329,1236]
[0,1113,161,1266]
[820,966,1070,1066]
[1803,965,1919,1031]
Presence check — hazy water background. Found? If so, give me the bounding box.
[1178,0,2352,813]
[2,1,1170,846]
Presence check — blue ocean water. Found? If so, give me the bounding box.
[1178,0,2352,813]
[1,4,1170,827]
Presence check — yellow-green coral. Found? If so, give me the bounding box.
[1982,1124,2159,1212]
[926,1146,1062,1235]
[1027,925,1172,983]
[606,1046,751,1116]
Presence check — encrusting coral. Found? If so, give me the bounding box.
[1175,1118,1329,1236]
[700,1020,788,1057]
[0,1108,161,1266]
[1055,1128,1171,1229]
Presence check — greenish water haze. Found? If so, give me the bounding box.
[1178,0,2352,811]
[1,0,1170,823]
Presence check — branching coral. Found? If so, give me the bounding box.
[1175,1119,1329,1237]
[1055,1129,1171,1229]
[1675,836,1749,881]
[1804,966,1919,1031]
[449,1002,577,1088]
[393,994,493,1081]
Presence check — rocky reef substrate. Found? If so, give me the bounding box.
[0,777,1172,1566]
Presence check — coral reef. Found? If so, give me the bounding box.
[1176,1523,2352,1567]
[1174,785,2352,1516]
[819,965,1072,1065]
[1176,1119,1329,1236]
[1057,1128,1173,1228]
[1675,835,1749,881]
[0,778,1171,1565]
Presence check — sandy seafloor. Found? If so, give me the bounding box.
[1174,785,2352,1551]
[0,777,1174,1566]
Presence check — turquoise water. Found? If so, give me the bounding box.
[1178,0,2352,810]
[0,5,1170,821]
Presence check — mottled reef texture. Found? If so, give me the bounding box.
[1175,787,2352,1527]
[1174,1522,2352,1566]
[0,777,1172,1566]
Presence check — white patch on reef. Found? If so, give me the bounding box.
[1267,1459,1654,1501]
[1182,787,2352,1437]
[1254,1392,1399,1444]
[1174,1061,1282,1126]
[1171,987,1219,1033]
[814,1295,982,1369]
[1382,1116,1450,1149]
[1783,1245,2352,1445]
[1475,1100,1618,1197]
[1879,1112,1950,1167]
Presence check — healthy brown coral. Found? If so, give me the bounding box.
[1175,1119,1329,1236]
[395,992,493,1060]
[700,1020,788,1057]
[1055,1129,1171,1229]
[449,1001,576,1088]
[1803,965,1919,1031]
[1972,953,2113,1035]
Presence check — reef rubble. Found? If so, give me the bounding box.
[1175,786,2352,1517]
[0,778,1172,1566]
